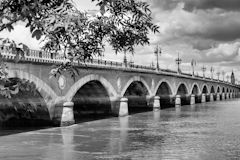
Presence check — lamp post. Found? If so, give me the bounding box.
[210,67,214,80]
[222,71,225,81]
[154,44,161,70]
[175,53,182,73]
[201,65,206,78]
[191,59,196,76]
[123,51,127,67]
[217,71,220,81]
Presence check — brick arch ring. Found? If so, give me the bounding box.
[120,76,153,97]
[190,83,201,95]
[153,79,174,96]
[7,69,58,113]
[175,82,190,95]
[65,74,118,102]
[201,84,210,94]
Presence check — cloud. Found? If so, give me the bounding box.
[183,0,240,11]
[150,0,240,11]
[148,0,180,11]
[198,42,240,63]
[154,8,240,44]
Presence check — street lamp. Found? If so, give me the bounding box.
[216,71,220,81]
[154,44,161,70]
[175,53,182,73]
[201,65,206,78]
[123,51,127,67]
[191,59,196,76]
[210,67,214,79]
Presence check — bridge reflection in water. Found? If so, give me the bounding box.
[1,100,240,159]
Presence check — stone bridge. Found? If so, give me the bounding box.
[1,46,240,126]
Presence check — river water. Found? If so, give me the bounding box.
[1,99,240,160]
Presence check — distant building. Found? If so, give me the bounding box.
[231,71,235,84]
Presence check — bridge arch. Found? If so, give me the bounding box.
[201,84,209,94]
[154,80,173,96]
[8,70,57,104]
[227,88,229,93]
[176,82,189,95]
[66,74,118,101]
[210,86,215,93]
[222,87,225,93]
[7,69,57,120]
[121,76,152,97]
[190,83,200,95]
[217,86,221,93]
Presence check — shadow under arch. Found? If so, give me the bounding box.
[121,76,152,97]
[176,83,189,106]
[222,87,225,93]
[122,78,151,114]
[210,86,215,93]
[0,77,53,135]
[217,86,221,93]
[71,80,113,123]
[210,86,217,101]
[8,69,57,116]
[155,81,174,108]
[202,85,209,94]
[202,84,210,101]
[65,75,118,123]
[191,83,201,103]
[221,87,226,100]
[66,74,117,102]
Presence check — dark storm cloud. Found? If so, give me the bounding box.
[150,0,240,11]
[147,0,240,70]
[149,0,179,10]
[187,16,240,42]
[155,8,240,44]
[183,0,240,11]
[191,39,215,50]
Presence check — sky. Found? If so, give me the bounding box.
[1,0,240,82]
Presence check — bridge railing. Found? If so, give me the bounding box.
[0,45,65,62]
[0,45,238,86]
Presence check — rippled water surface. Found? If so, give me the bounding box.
[1,99,240,160]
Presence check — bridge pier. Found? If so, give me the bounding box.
[226,93,229,99]
[217,93,220,101]
[175,95,181,107]
[153,96,161,111]
[230,93,233,99]
[190,94,195,105]
[201,94,206,103]
[53,101,75,127]
[112,97,129,117]
[61,101,75,126]
[222,93,225,100]
[210,93,214,102]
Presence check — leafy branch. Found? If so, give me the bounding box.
[0,0,159,90]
